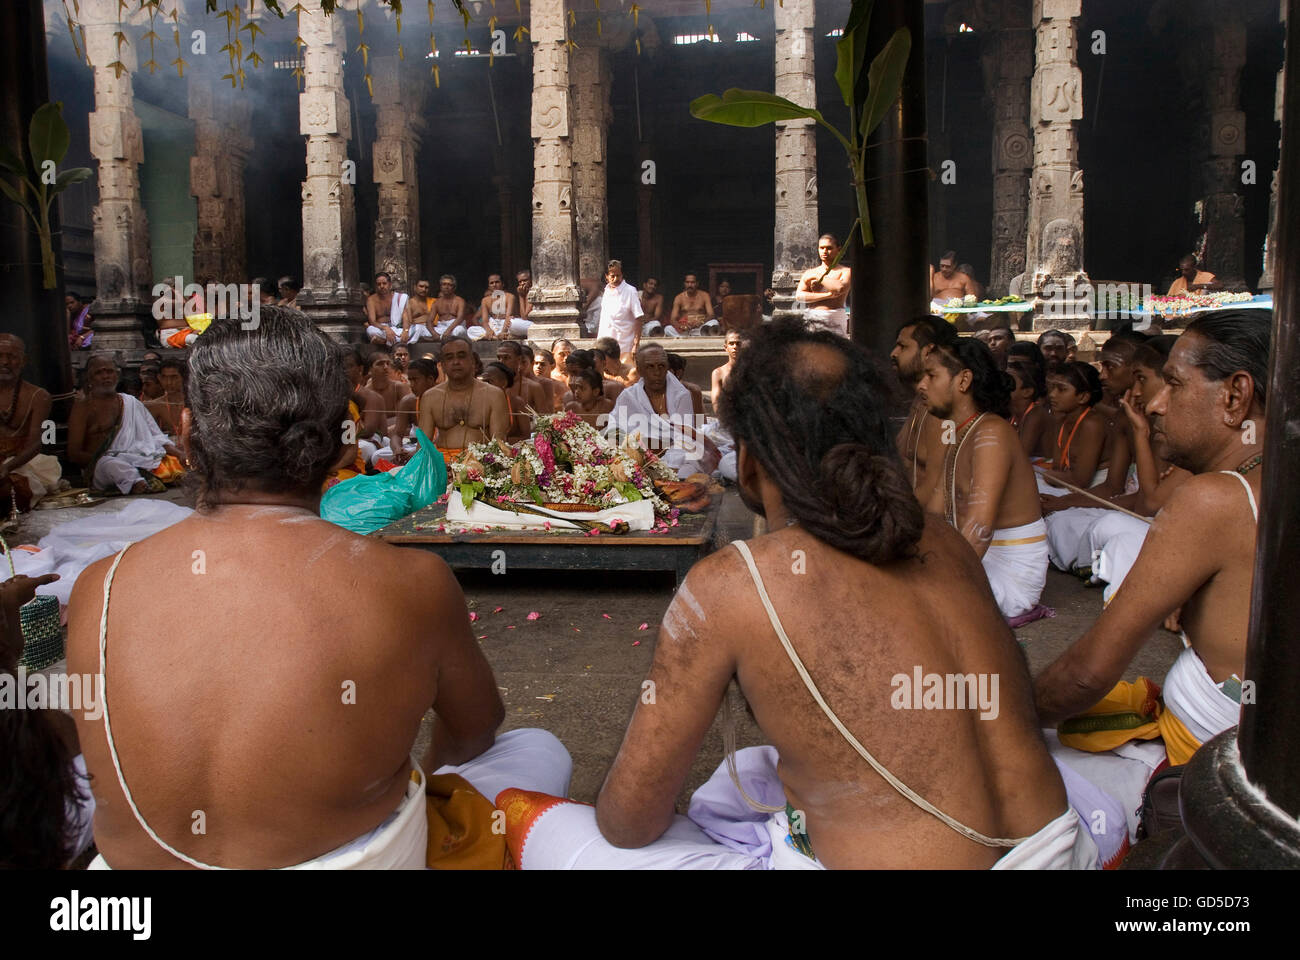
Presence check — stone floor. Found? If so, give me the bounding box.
[10,485,1180,811]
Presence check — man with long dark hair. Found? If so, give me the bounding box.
[920,338,1047,622]
[497,320,1096,869]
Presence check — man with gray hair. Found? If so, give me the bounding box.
[64,306,570,869]
[66,354,186,495]
[1036,310,1269,851]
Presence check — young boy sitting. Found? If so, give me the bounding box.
[564,367,614,427]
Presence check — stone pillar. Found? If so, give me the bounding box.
[372,56,423,293]
[1260,2,1286,291]
[636,141,657,282]
[527,0,582,338]
[985,2,1033,297]
[83,0,151,351]
[771,0,819,318]
[570,42,612,289]
[1194,3,1249,290]
[298,5,364,339]
[1026,0,1090,330]
[189,69,251,285]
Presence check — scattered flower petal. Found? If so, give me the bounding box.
[602,613,612,620]
[632,640,641,646]
[468,611,479,622]
[476,635,487,640]
[493,606,504,613]
[638,622,649,630]
[526,611,541,621]
[506,625,516,630]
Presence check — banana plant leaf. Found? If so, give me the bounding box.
[860,28,912,140]
[28,103,70,171]
[689,89,827,128]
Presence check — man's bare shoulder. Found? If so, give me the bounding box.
[1154,471,1254,530]
[975,414,1019,447]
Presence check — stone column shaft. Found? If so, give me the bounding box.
[771,0,819,315]
[528,0,582,336]
[190,72,251,285]
[372,56,423,293]
[571,42,611,287]
[298,6,364,339]
[985,2,1033,296]
[1194,4,1248,289]
[1027,0,1089,330]
[83,0,151,350]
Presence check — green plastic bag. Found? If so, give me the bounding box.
[320,428,447,534]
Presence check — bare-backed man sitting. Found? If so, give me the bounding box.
[920,338,1048,623]
[495,320,1096,869]
[1035,311,1268,844]
[66,307,569,869]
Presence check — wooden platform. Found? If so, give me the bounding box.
[373,498,722,585]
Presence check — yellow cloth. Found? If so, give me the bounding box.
[1057,677,1202,766]
[424,773,510,870]
[187,313,213,333]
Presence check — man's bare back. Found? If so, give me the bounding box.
[599,520,1067,869]
[67,507,496,868]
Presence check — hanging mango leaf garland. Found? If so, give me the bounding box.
[689,0,910,251]
[0,104,94,290]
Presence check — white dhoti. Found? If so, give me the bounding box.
[607,374,718,477]
[436,320,488,340]
[981,519,1049,619]
[1088,512,1151,604]
[514,744,1095,870]
[1044,506,1110,572]
[91,394,170,494]
[405,323,434,344]
[804,308,849,337]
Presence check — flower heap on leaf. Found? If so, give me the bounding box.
[1147,291,1253,316]
[448,411,678,516]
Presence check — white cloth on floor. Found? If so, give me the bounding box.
[1050,750,1129,868]
[92,394,170,494]
[1088,512,1151,604]
[366,324,401,341]
[6,499,193,608]
[445,496,655,532]
[596,280,644,355]
[981,518,1049,619]
[1045,729,1166,844]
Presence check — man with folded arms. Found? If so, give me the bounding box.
[67,307,568,869]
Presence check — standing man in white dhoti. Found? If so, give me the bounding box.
[497,320,1096,870]
[595,260,644,365]
[1036,311,1269,846]
[796,234,851,336]
[918,338,1048,622]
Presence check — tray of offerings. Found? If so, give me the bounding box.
[372,412,725,585]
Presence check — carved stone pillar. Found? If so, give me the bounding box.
[189,67,251,285]
[636,141,657,282]
[1026,0,1090,330]
[298,5,364,340]
[1193,3,1248,290]
[1260,2,1286,291]
[83,0,151,351]
[771,0,819,317]
[570,41,611,288]
[372,56,423,292]
[528,0,582,338]
[984,1,1033,297]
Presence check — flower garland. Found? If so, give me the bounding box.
[448,411,678,516]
